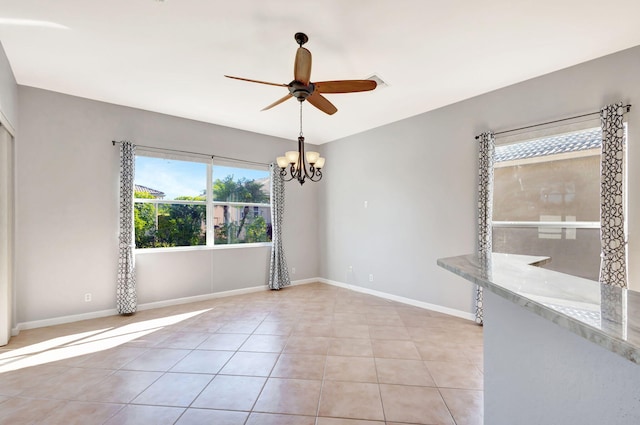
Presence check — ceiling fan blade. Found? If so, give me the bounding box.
[262,94,294,111]
[307,92,337,115]
[294,47,312,84]
[224,75,287,87]
[315,80,377,93]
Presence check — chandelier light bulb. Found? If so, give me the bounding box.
[305,151,320,164]
[285,151,299,164]
[276,156,289,169]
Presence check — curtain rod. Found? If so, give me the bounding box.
[111,140,270,167]
[474,104,632,140]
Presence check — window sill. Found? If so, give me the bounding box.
[135,242,272,254]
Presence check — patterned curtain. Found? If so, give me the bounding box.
[269,163,291,290]
[116,141,137,314]
[476,131,495,324]
[599,103,627,288]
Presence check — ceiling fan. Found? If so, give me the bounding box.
[225,32,377,115]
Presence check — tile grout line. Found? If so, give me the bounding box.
[313,300,334,423]
[243,301,287,425]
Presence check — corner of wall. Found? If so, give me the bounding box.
[0,41,18,133]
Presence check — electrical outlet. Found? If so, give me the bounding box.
[369,274,374,282]
[364,200,368,208]
[291,267,296,275]
[348,265,353,272]
[84,293,92,302]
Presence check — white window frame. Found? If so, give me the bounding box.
[134,152,271,251]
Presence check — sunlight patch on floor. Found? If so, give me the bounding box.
[0,308,211,373]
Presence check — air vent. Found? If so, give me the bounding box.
[367,74,388,88]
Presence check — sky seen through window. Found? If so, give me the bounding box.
[135,156,269,200]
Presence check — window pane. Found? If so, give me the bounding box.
[213,205,272,244]
[212,164,270,204]
[491,127,610,281]
[134,203,206,248]
[494,155,600,222]
[135,156,207,200]
[134,202,158,248]
[493,227,600,281]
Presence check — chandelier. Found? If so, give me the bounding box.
[276,101,325,185]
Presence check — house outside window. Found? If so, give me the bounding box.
[492,126,622,281]
[133,153,271,249]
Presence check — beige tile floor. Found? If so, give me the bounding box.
[0,283,483,425]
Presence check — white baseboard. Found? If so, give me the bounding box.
[136,285,269,311]
[289,278,317,286]
[318,278,475,321]
[11,277,470,333]
[12,308,118,335]
[12,278,318,334]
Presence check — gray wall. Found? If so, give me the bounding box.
[318,45,640,314]
[16,87,319,324]
[0,42,17,130]
[12,44,640,325]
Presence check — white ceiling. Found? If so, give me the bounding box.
[1,0,640,144]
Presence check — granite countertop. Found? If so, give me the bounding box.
[437,253,640,365]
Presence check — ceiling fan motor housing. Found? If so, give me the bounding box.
[289,81,314,101]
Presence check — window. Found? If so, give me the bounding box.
[492,126,625,280]
[212,163,271,245]
[133,153,271,249]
